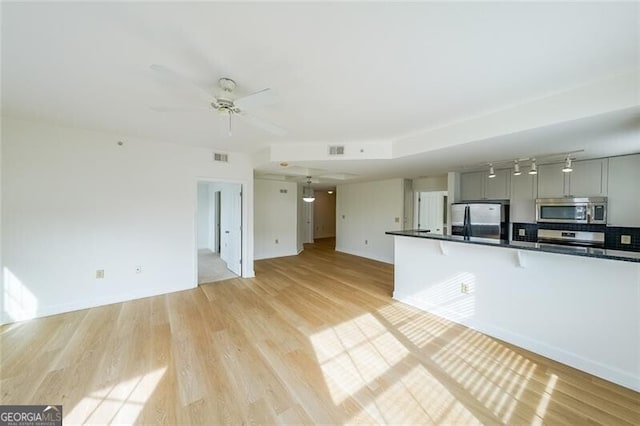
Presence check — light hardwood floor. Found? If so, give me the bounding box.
[1,238,638,425]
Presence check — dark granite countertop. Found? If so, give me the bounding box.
[386,230,640,263]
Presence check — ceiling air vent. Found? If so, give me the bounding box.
[213,152,229,162]
[328,145,345,156]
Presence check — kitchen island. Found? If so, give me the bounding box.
[386,230,640,391]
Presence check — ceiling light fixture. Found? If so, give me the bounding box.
[488,164,496,179]
[513,160,521,176]
[528,159,538,175]
[562,156,573,173]
[302,176,315,203]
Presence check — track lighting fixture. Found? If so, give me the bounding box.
[488,164,496,179]
[528,159,538,175]
[302,176,315,203]
[513,161,521,176]
[562,156,573,173]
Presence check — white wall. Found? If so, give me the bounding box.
[197,182,211,250]
[392,236,640,391]
[336,178,404,263]
[254,179,298,260]
[412,175,448,192]
[313,190,336,239]
[1,117,254,324]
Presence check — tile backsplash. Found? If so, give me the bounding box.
[512,223,538,242]
[512,222,640,252]
[606,227,640,252]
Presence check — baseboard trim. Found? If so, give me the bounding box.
[335,246,394,264]
[0,283,192,325]
[394,291,640,392]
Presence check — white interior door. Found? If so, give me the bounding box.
[414,191,446,235]
[219,183,242,276]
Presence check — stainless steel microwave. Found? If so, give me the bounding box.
[535,197,607,224]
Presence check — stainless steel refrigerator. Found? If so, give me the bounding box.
[451,202,509,240]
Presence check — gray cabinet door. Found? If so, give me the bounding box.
[607,154,640,226]
[461,172,485,200]
[568,159,608,197]
[537,163,566,198]
[510,172,537,223]
[485,168,511,200]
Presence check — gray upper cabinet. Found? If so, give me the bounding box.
[510,172,538,223]
[460,169,510,201]
[537,158,608,198]
[485,169,511,200]
[460,171,485,201]
[537,163,566,198]
[568,159,608,197]
[607,154,640,227]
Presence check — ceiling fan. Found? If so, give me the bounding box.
[150,64,286,137]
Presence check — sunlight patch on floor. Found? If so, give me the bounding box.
[3,267,38,322]
[310,313,408,403]
[532,373,558,426]
[310,312,481,424]
[65,366,166,424]
[431,328,541,424]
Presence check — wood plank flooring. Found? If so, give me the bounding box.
[1,238,638,424]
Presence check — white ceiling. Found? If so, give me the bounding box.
[2,2,639,184]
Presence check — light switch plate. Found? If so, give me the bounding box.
[518,229,526,236]
[621,235,631,245]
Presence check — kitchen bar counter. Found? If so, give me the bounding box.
[387,231,640,391]
[385,230,640,262]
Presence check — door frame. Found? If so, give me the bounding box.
[194,177,251,285]
[213,190,221,253]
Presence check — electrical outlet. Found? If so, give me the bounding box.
[395,217,400,223]
[518,229,526,237]
[135,265,142,274]
[461,283,469,294]
[96,269,104,279]
[621,235,631,245]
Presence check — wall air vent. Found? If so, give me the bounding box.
[328,145,345,156]
[213,152,229,162]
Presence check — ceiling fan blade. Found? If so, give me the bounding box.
[150,64,213,102]
[150,105,211,112]
[234,88,278,111]
[237,111,287,137]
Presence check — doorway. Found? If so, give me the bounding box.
[197,181,242,284]
[414,191,448,235]
[312,189,336,247]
